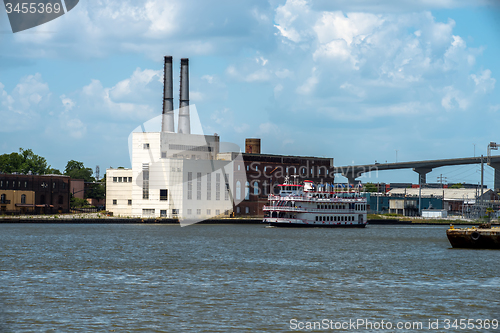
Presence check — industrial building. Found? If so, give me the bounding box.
[105,56,336,221]
[368,187,499,216]
[0,173,71,214]
[106,57,244,223]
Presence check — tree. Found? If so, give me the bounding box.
[64,160,94,182]
[0,148,50,174]
[86,183,105,200]
[0,152,24,173]
[364,182,378,192]
[46,168,62,175]
[450,183,463,189]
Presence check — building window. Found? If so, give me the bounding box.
[187,209,192,215]
[236,206,240,213]
[0,194,5,204]
[6,181,8,187]
[58,195,63,205]
[207,209,211,215]
[21,194,26,204]
[143,209,154,216]
[172,209,179,215]
[123,177,127,183]
[187,172,193,200]
[160,189,168,200]
[143,163,149,199]
[61,182,65,189]
[245,207,249,214]
[224,175,230,201]
[245,181,250,200]
[113,177,117,182]
[253,181,259,196]
[53,182,56,189]
[215,209,220,215]
[246,165,249,171]
[197,172,202,200]
[0,180,2,187]
[143,143,150,149]
[196,209,201,215]
[255,165,258,171]
[216,173,221,201]
[236,181,241,200]
[113,199,117,205]
[128,200,132,205]
[160,210,167,217]
[118,177,122,182]
[206,173,211,200]
[237,165,241,171]
[128,177,132,182]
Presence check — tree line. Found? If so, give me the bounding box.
[0,148,105,202]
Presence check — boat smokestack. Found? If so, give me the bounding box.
[178,58,190,134]
[161,56,175,132]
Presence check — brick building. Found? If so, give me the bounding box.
[0,174,71,214]
[230,139,334,217]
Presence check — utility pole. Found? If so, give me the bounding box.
[481,154,484,210]
[437,174,447,186]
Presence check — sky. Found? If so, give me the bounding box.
[1,0,500,187]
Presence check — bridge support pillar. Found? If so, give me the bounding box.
[345,175,357,185]
[341,167,363,185]
[413,167,432,185]
[489,162,500,192]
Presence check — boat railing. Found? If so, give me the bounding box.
[267,194,366,202]
[263,206,307,212]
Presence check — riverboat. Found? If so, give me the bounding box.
[446,223,500,249]
[262,178,368,228]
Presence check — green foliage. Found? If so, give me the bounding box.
[70,195,90,208]
[364,182,378,192]
[86,183,105,200]
[450,183,463,189]
[46,168,62,175]
[0,148,50,174]
[64,160,94,182]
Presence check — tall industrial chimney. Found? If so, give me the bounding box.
[161,56,175,132]
[178,58,190,134]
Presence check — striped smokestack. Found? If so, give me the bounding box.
[161,56,175,132]
[178,58,190,134]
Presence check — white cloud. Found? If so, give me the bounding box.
[296,68,318,95]
[0,74,50,132]
[274,0,313,43]
[471,69,495,93]
[108,68,162,103]
[441,86,469,110]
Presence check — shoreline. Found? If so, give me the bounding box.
[0,216,497,226]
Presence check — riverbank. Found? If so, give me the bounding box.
[0,213,496,225]
[0,213,261,224]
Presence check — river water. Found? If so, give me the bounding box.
[0,223,499,332]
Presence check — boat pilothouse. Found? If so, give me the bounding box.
[263,177,368,228]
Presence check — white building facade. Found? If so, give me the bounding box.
[106,132,244,222]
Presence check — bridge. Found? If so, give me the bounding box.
[334,156,500,190]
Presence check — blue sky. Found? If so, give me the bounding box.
[1,0,499,187]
